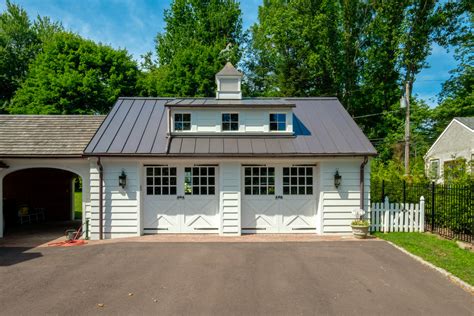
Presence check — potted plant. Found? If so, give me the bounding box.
[351,209,370,239]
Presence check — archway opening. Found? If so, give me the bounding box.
[2,168,82,240]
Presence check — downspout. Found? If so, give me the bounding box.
[360,156,369,210]
[97,157,104,240]
[165,106,172,154]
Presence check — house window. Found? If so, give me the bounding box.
[244,167,275,195]
[222,113,239,131]
[430,159,440,178]
[283,167,313,195]
[174,113,191,131]
[146,166,177,195]
[269,113,286,131]
[184,166,216,195]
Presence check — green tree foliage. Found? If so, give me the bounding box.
[8,32,139,114]
[246,0,343,97]
[432,2,473,135]
[0,1,63,110]
[139,0,243,97]
[443,157,472,185]
[247,0,461,168]
[0,1,40,106]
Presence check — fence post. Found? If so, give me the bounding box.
[431,181,435,232]
[403,180,406,209]
[382,180,385,202]
[419,196,425,232]
[384,196,390,233]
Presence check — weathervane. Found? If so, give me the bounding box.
[219,43,233,62]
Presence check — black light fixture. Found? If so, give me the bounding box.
[119,170,127,189]
[334,170,342,188]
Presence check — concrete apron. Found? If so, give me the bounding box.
[0,233,371,248]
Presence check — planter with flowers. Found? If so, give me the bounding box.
[351,209,370,239]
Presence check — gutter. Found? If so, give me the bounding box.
[97,157,104,240]
[360,156,368,210]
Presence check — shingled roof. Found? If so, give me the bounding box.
[0,115,105,157]
[455,117,474,130]
[84,97,377,157]
[216,62,243,77]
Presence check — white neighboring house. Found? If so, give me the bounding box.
[0,63,376,240]
[424,117,474,182]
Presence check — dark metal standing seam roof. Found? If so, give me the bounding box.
[0,115,106,157]
[84,97,377,157]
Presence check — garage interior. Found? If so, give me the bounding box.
[2,168,81,238]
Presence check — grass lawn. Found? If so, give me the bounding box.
[374,232,474,286]
[74,191,82,220]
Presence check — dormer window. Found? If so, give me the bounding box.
[174,113,191,131]
[269,113,286,131]
[222,113,239,131]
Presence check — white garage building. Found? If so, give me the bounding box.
[1,63,376,240]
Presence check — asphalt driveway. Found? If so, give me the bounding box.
[0,240,472,315]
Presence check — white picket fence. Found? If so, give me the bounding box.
[370,196,425,233]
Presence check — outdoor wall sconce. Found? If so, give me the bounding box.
[334,170,342,188]
[119,170,127,189]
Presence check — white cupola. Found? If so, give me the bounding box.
[215,62,243,100]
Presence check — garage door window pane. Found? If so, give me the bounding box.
[185,166,216,195]
[244,167,275,195]
[146,166,177,196]
[283,167,314,195]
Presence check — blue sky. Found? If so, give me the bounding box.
[2,0,458,106]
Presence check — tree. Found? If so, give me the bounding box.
[8,32,139,114]
[139,0,243,97]
[246,0,342,97]
[0,0,40,106]
[432,0,473,135]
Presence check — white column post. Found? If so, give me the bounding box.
[383,196,390,233]
[419,196,425,232]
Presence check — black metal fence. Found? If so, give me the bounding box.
[372,180,473,243]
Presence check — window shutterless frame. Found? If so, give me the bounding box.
[221,112,239,131]
[269,113,287,131]
[430,159,440,178]
[174,113,191,132]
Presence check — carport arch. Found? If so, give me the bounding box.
[0,164,89,238]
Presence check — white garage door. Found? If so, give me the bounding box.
[241,165,318,233]
[143,165,219,233]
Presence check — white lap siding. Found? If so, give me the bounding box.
[319,159,371,234]
[219,162,241,235]
[89,159,140,240]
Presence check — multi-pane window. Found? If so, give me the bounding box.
[430,159,440,178]
[174,113,191,131]
[269,113,286,131]
[283,167,313,195]
[184,166,216,195]
[146,166,177,195]
[244,167,275,195]
[222,113,239,131]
